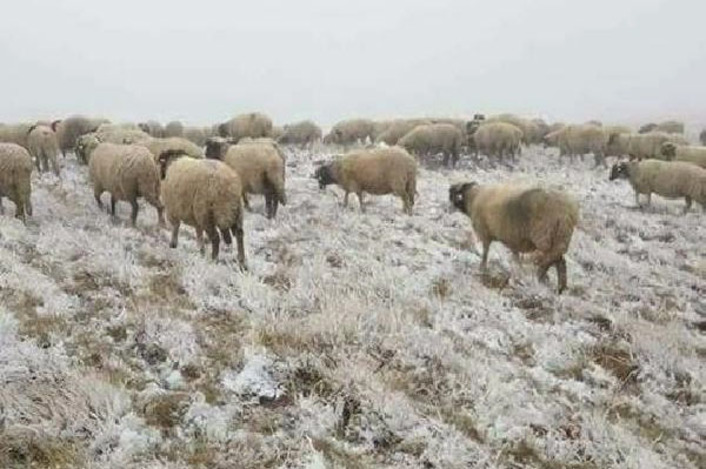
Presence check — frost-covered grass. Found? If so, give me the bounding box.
[0,146,704,468]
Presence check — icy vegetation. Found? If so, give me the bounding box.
[0,145,704,468]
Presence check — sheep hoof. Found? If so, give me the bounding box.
[169,241,177,249]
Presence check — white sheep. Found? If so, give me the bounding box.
[449,182,579,293]
[472,122,523,164]
[398,123,464,167]
[0,143,34,223]
[609,160,706,213]
[26,124,60,175]
[660,143,706,169]
[218,113,273,142]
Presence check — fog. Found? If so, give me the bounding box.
[1,0,704,126]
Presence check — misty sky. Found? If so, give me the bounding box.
[1,0,705,126]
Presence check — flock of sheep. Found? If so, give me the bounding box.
[1,112,705,294]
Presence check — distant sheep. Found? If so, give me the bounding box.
[159,151,246,265]
[609,160,706,213]
[218,112,273,142]
[314,146,417,214]
[26,125,60,175]
[183,126,208,147]
[138,121,165,138]
[55,115,109,157]
[222,140,286,218]
[610,132,688,161]
[371,120,393,141]
[486,114,536,144]
[398,123,464,167]
[140,137,204,162]
[323,118,375,147]
[639,121,684,134]
[473,122,523,163]
[164,121,184,138]
[278,120,322,147]
[449,182,579,293]
[0,123,33,149]
[660,143,706,169]
[88,143,164,226]
[555,124,608,166]
[0,143,33,223]
[375,119,431,146]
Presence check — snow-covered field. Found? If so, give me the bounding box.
[0,146,704,468]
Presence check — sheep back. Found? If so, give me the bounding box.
[0,143,33,221]
[27,125,60,175]
[223,141,286,204]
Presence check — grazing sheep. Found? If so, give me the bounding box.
[0,123,33,149]
[486,114,536,144]
[55,115,109,157]
[323,118,375,147]
[638,123,658,134]
[603,126,632,157]
[465,114,487,156]
[555,124,609,166]
[138,121,165,138]
[88,143,164,226]
[74,133,101,164]
[371,120,394,141]
[609,160,706,213]
[660,143,706,169]
[218,112,273,142]
[427,117,466,135]
[270,125,285,142]
[140,137,204,162]
[164,121,184,138]
[314,146,417,214]
[159,151,246,265]
[529,118,551,144]
[183,126,208,147]
[449,182,579,293]
[639,121,684,135]
[0,143,33,223]
[222,140,286,218]
[611,132,689,160]
[473,122,523,163]
[278,120,322,147]
[375,119,431,146]
[398,123,464,167]
[73,129,152,164]
[26,125,60,175]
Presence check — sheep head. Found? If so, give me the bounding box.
[660,142,677,160]
[449,182,477,211]
[158,149,189,179]
[313,163,337,190]
[609,162,630,181]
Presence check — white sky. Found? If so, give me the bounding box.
[1,0,704,126]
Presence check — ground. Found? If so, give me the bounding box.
[0,146,704,469]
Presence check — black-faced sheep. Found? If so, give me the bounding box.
[88,143,164,226]
[0,143,33,223]
[449,182,579,293]
[314,146,417,214]
[159,151,246,266]
[398,123,464,167]
[609,160,706,213]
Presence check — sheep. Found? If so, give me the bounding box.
[609,160,706,213]
[158,150,246,266]
[164,121,184,138]
[222,140,286,218]
[398,123,464,167]
[140,137,204,162]
[375,119,431,146]
[449,182,579,293]
[427,117,466,135]
[371,120,394,141]
[0,122,34,149]
[55,115,109,157]
[183,126,208,146]
[73,129,152,164]
[138,121,165,138]
[554,124,608,166]
[277,120,322,147]
[96,123,140,133]
[74,133,101,164]
[530,118,551,144]
[88,143,164,226]
[26,124,60,175]
[205,136,230,160]
[465,114,487,156]
[639,121,684,134]
[270,125,285,142]
[218,112,273,142]
[323,118,375,147]
[660,143,706,169]
[313,146,417,214]
[95,127,152,145]
[0,143,33,223]
[472,122,523,164]
[700,129,706,146]
[486,114,536,144]
[603,126,633,157]
[611,132,689,160]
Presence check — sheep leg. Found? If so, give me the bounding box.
[110,195,117,216]
[634,192,641,207]
[480,240,491,271]
[15,204,26,224]
[0,198,4,215]
[206,225,220,261]
[683,197,692,214]
[343,191,350,208]
[243,193,252,212]
[41,153,49,173]
[220,227,233,246]
[196,228,205,255]
[34,155,41,173]
[555,257,568,294]
[94,187,103,208]
[130,199,139,226]
[232,223,246,269]
[646,193,652,207]
[169,221,180,248]
[357,192,365,212]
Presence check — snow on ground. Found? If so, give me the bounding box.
[0,145,704,468]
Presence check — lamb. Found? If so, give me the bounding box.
[472,122,523,163]
[609,160,706,213]
[88,143,164,226]
[449,182,579,293]
[218,112,273,142]
[222,140,287,218]
[277,120,322,147]
[398,123,464,167]
[323,118,376,147]
[313,146,417,214]
[159,150,246,266]
[375,119,431,146]
[54,115,109,157]
[0,143,33,223]
[26,124,60,175]
[660,143,706,169]
[164,121,184,138]
[138,121,165,138]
